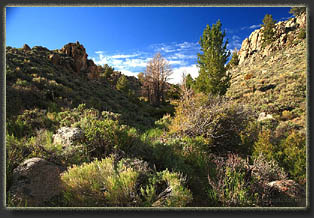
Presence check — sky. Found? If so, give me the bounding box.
[6,7,293,84]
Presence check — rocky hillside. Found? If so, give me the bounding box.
[226,12,307,134]
[6,41,160,130]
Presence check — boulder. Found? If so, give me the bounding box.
[267,180,306,207]
[53,127,83,147]
[8,158,62,207]
[258,112,274,121]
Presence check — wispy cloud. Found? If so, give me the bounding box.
[91,41,200,83]
[278,15,293,21]
[151,41,200,54]
[111,53,140,59]
[241,23,261,31]
[249,24,261,29]
[228,34,242,51]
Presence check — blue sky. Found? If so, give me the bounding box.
[6,7,293,84]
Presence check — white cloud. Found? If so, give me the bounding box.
[169,64,199,85]
[160,46,176,53]
[176,41,199,50]
[123,58,151,68]
[241,23,261,31]
[151,41,199,54]
[111,54,140,59]
[169,60,185,65]
[249,24,261,29]
[92,41,200,84]
[120,69,139,77]
[168,53,196,60]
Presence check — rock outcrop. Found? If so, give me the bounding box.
[238,13,306,65]
[8,158,63,207]
[53,127,83,147]
[22,44,31,52]
[58,41,98,75]
[60,41,88,72]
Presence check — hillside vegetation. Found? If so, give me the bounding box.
[5,11,307,208]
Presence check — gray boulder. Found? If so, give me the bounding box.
[258,112,274,122]
[53,127,83,147]
[8,158,62,207]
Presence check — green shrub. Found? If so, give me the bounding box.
[61,156,192,207]
[154,114,172,130]
[278,131,306,184]
[298,28,306,39]
[253,129,277,161]
[6,134,31,190]
[7,109,56,138]
[150,170,193,207]
[253,128,306,184]
[239,121,260,156]
[56,104,139,160]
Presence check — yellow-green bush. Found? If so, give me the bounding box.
[61,156,192,207]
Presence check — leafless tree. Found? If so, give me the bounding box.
[143,53,173,106]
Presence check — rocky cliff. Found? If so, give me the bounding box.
[226,12,307,135]
[238,13,306,65]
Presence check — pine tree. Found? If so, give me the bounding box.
[289,7,306,17]
[195,20,230,96]
[226,48,239,69]
[116,75,129,93]
[261,14,276,48]
[185,74,194,90]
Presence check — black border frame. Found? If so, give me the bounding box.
[0,0,313,217]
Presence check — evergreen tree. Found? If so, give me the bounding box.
[195,20,230,95]
[289,7,306,17]
[116,75,129,93]
[226,48,239,69]
[185,74,194,90]
[261,14,276,48]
